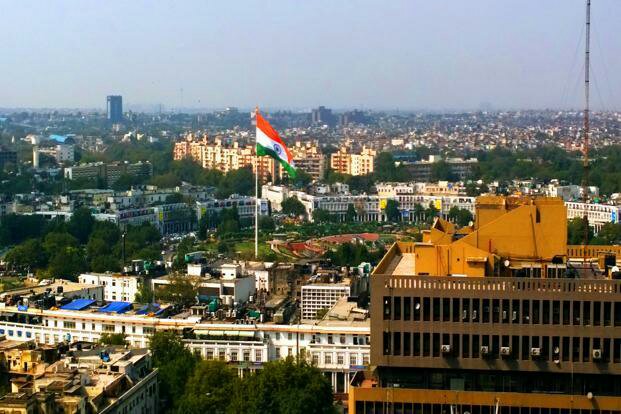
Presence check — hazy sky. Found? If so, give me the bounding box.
[1,0,620,111]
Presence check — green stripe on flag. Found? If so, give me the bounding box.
[256,143,297,178]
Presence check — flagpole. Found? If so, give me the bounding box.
[254,106,259,259]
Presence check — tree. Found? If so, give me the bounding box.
[216,207,241,236]
[567,217,593,245]
[229,358,334,414]
[149,332,198,411]
[430,160,457,182]
[5,239,48,271]
[46,247,87,281]
[447,207,474,227]
[165,193,185,204]
[135,282,154,304]
[312,209,334,224]
[43,232,78,256]
[173,237,195,270]
[99,333,128,346]
[90,255,121,273]
[281,196,306,218]
[592,222,621,245]
[68,207,95,244]
[0,214,47,247]
[259,216,276,232]
[175,360,239,414]
[425,202,439,224]
[374,152,402,182]
[346,204,357,222]
[384,199,401,222]
[158,275,199,307]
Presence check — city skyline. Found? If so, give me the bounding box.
[0,0,620,111]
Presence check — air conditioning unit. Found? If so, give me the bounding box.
[500,346,512,356]
[441,344,452,354]
[480,346,490,356]
[530,347,542,357]
[592,349,603,360]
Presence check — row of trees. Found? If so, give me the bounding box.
[567,217,621,246]
[149,331,334,414]
[2,208,161,279]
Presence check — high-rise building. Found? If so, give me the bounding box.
[106,95,123,123]
[330,146,376,176]
[311,106,336,126]
[349,196,621,413]
[280,140,326,181]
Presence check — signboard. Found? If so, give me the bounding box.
[433,199,442,211]
[612,211,617,224]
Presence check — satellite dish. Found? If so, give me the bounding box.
[504,260,510,267]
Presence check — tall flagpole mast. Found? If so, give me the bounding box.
[254,106,259,259]
[582,0,591,256]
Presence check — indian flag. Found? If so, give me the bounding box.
[255,111,297,178]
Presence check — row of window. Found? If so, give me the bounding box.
[45,319,156,335]
[312,352,370,366]
[354,402,619,414]
[382,332,621,363]
[383,296,621,326]
[0,328,32,338]
[203,348,263,362]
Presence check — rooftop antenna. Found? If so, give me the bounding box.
[582,0,591,250]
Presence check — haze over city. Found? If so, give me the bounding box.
[1,0,620,111]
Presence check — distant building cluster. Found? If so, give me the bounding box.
[173,133,327,182]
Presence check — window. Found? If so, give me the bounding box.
[403,297,411,320]
[383,297,392,320]
[324,353,332,364]
[328,334,333,344]
[383,332,391,355]
[403,332,411,356]
[255,350,262,362]
[349,354,357,366]
[231,351,238,362]
[103,324,115,332]
[394,297,401,320]
[206,350,214,360]
[243,351,250,362]
[143,327,155,335]
[64,321,76,329]
[340,335,346,344]
[337,353,344,365]
[312,353,319,365]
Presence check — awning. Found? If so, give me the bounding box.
[98,301,132,314]
[61,299,96,311]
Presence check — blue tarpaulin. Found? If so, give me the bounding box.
[98,301,132,314]
[61,299,96,311]
[136,303,161,315]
